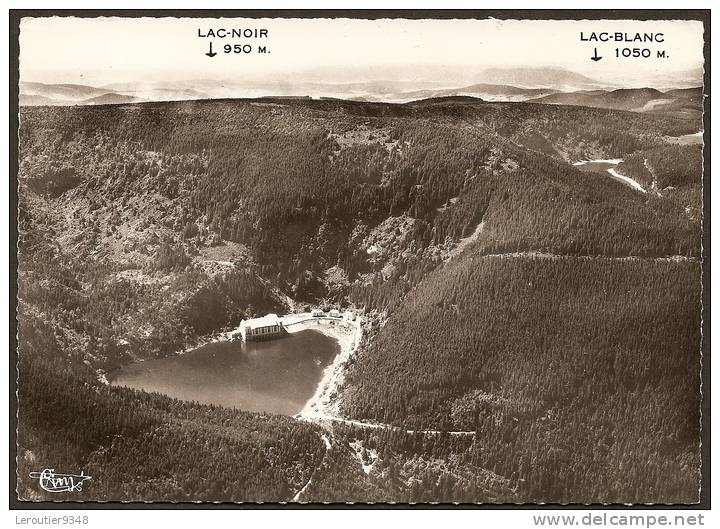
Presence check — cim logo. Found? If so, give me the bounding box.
[29,468,91,493]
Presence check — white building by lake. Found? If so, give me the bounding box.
[240,314,286,341]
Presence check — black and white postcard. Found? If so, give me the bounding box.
[9,8,710,513]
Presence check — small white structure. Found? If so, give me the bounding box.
[311,309,324,318]
[328,309,341,319]
[240,314,286,341]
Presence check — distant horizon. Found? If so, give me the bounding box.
[20,17,704,90]
[19,64,704,91]
[18,63,704,92]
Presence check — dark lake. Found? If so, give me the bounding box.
[110,329,340,416]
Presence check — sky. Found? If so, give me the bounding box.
[19,17,704,87]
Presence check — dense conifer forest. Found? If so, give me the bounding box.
[17,340,325,501]
[342,256,701,503]
[17,96,703,503]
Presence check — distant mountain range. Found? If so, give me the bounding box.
[356,83,559,103]
[466,66,599,89]
[20,82,109,101]
[19,81,211,106]
[19,66,704,121]
[18,78,561,107]
[19,82,144,106]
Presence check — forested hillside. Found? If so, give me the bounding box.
[16,320,325,502]
[530,87,703,123]
[616,144,703,221]
[341,255,701,503]
[17,96,702,503]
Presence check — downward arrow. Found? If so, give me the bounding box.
[206,42,217,58]
[591,47,602,62]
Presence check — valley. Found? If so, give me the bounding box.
[16,94,703,503]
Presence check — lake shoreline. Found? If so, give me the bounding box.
[100,329,229,386]
[289,316,363,422]
[227,311,364,421]
[573,158,646,193]
[107,312,362,419]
